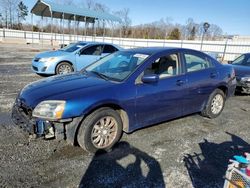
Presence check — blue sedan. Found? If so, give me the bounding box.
[229,53,250,94]
[12,47,236,152]
[32,42,122,75]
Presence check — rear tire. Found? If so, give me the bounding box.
[55,62,73,75]
[77,107,123,153]
[201,89,225,118]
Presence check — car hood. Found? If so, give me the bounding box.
[35,50,70,58]
[19,73,112,108]
[230,64,250,77]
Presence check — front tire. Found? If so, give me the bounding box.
[55,62,73,75]
[77,108,123,153]
[201,89,225,118]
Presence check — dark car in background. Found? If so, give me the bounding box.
[229,53,250,94]
[12,47,236,153]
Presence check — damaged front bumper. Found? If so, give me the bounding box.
[11,103,81,144]
[236,77,250,94]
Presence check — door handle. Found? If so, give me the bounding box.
[176,80,185,86]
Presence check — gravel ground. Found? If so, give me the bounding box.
[0,43,249,188]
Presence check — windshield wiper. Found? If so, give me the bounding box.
[90,71,110,81]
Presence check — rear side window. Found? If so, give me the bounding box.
[184,54,212,72]
[103,45,118,53]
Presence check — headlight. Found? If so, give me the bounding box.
[241,77,250,82]
[40,57,59,63]
[33,100,66,120]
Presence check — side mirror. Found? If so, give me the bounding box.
[227,61,233,64]
[141,74,159,83]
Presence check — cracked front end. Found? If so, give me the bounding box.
[11,99,66,140]
[236,76,250,94]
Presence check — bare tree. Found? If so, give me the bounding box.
[196,22,223,40]
[0,0,20,28]
[17,1,28,29]
[167,27,181,40]
[184,18,199,40]
[207,24,223,40]
[114,8,131,37]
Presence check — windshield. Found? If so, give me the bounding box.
[60,43,86,52]
[232,55,245,65]
[85,51,149,82]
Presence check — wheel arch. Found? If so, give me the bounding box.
[217,85,228,97]
[55,60,75,73]
[72,103,129,146]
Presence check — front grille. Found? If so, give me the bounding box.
[32,66,38,71]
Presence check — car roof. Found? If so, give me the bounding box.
[75,41,123,50]
[76,41,115,45]
[121,47,200,56]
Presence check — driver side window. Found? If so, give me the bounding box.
[81,45,103,55]
[144,54,179,79]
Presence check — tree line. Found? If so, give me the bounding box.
[0,0,223,40]
[0,0,28,29]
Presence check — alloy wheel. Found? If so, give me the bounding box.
[91,116,118,149]
[211,94,224,115]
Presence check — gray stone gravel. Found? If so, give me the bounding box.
[0,43,249,188]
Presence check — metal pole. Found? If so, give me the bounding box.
[41,16,43,47]
[84,17,87,41]
[59,14,61,33]
[200,32,205,51]
[111,21,114,43]
[119,25,122,45]
[59,14,62,44]
[74,15,76,42]
[92,20,95,41]
[62,13,64,46]
[51,11,53,46]
[31,13,34,45]
[69,20,71,42]
[77,18,79,42]
[102,20,105,42]
[222,37,228,62]
[93,19,96,41]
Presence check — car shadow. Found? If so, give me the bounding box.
[234,91,250,96]
[184,132,250,188]
[79,141,165,188]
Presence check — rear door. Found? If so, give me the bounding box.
[182,50,218,115]
[76,44,104,70]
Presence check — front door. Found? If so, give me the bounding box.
[76,44,104,70]
[135,52,187,128]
